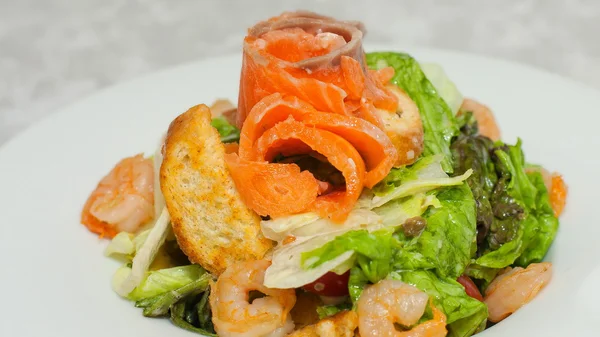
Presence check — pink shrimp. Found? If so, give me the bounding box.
[357,279,447,337]
[81,154,154,238]
[484,262,552,322]
[460,98,501,141]
[210,260,297,337]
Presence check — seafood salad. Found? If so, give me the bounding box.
[81,11,567,337]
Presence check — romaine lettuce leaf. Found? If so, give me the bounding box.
[105,232,135,259]
[115,208,172,297]
[464,263,499,288]
[493,141,537,210]
[369,155,472,208]
[451,120,497,245]
[288,191,444,291]
[263,184,448,289]
[301,229,394,284]
[348,265,369,303]
[515,171,559,266]
[128,265,206,301]
[211,116,240,143]
[420,63,464,115]
[135,273,212,317]
[394,184,477,279]
[466,140,559,270]
[316,302,353,319]
[366,52,458,173]
[392,270,488,337]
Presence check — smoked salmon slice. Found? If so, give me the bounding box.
[254,118,366,222]
[225,12,414,221]
[224,153,320,218]
[239,93,398,188]
[237,13,398,127]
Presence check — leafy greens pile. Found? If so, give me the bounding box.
[294,52,559,337]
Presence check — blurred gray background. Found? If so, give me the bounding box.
[1,0,599,145]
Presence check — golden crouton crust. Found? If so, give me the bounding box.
[160,104,273,275]
[288,311,359,337]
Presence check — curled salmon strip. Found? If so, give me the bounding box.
[224,153,320,218]
[253,118,366,222]
[240,93,397,188]
[238,11,397,126]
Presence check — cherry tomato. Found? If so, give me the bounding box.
[302,271,350,297]
[457,275,484,301]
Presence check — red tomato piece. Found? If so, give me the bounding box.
[302,271,350,297]
[457,274,484,302]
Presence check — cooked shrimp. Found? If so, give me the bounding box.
[525,167,568,216]
[374,85,424,167]
[484,262,552,323]
[460,98,501,141]
[210,260,296,337]
[81,154,154,238]
[357,279,447,337]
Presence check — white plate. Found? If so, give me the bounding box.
[0,44,598,337]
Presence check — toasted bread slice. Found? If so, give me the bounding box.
[288,310,358,337]
[160,104,273,275]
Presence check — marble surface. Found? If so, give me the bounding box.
[1,0,599,146]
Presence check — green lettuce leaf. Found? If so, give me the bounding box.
[316,302,353,319]
[464,263,499,288]
[420,63,464,115]
[370,155,472,208]
[472,141,539,268]
[394,184,477,279]
[366,52,458,173]
[348,265,369,303]
[135,273,212,317]
[169,290,217,336]
[301,229,394,284]
[493,141,537,210]
[128,265,206,301]
[211,116,240,143]
[392,270,488,337]
[451,119,497,245]
[515,171,559,266]
[104,232,136,259]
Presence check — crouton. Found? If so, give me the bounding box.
[288,310,358,337]
[160,104,273,275]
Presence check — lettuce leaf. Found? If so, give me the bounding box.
[369,155,472,208]
[392,270,488,337]
[316,302,353,319]
[301,229,394,284]
[104,232,136,259]
[114,208,172,297]
[210,116,240,143]
[394,184,476,279]
[451,120,497,245]
[515,171,559,266]
[420,63,464,115]
[348,265,369,303]
[128,265,206,301]
[366,52,458,173]
[464,263,499,289]
[493,142,537,210]
[472,141,538,268]
[264,191,442,289]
